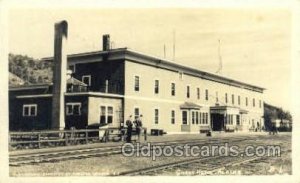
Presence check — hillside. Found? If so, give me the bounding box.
[9,72,25,86]
[9,53,53,85]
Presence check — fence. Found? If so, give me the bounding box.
[9,127,147,150]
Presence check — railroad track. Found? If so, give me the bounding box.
[117,140,289,176]
[9,135,258,166]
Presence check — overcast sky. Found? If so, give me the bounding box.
[9,8,291,110]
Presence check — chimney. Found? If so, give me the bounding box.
[103,34,110,51]
[51,20,68,130]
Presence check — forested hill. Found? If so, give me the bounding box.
[8,53,53,85]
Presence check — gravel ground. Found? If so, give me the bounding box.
[10,133,291,176]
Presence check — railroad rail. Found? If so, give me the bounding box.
[117,139,288,176]
[9,135,262,166]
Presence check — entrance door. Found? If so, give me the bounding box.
[211,113,224,131]
[182,111,188,125]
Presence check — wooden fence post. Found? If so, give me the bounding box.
[65,131,68,146]
[38,132,41,149]
[85,129,88,144]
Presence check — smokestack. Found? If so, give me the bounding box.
[51,20,68,130]
[103,34,110,51]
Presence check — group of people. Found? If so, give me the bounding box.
[124,115,143,143]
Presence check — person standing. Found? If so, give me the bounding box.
[126,115,133,143]
[134,114,143,142]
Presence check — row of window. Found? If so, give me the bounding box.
[134,76,262,108]
[22,103,83,117]
[191,111,209,125]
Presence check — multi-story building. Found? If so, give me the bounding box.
[9,36,265,133]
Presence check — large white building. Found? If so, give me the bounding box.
[10,36,265,133]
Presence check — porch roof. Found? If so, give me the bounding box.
[180,102,202,110]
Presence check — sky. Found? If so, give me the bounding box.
[8,8,292,110]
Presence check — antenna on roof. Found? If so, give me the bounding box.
[216,39,223,74]
[173,29,176,61]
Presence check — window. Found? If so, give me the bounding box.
[69,64,76,73]
[107,106,113,123]
[237,115,240,125]
[187,86,190,98]
[202,112,205,124]
[171,110,175,124]
[205,113,208,124]
[199,112,202,124]
[225,93,228,103]
[197,88,200,99]
[154,80,159,94]
[154,109,159,124]
[23,104,37,117]
[100,106,106,124]
[100,106,114,124]
[196,111,199,124]
[171,83,176,96]
[253,98,255,107]
[66,103,81,116]
[134,107,140,120]
[134,76,139,91]
[182,111,187,125]
[205,89,208,101]
[259,100,262,108]
[82,75,91,86]
[232,94,234,105]
[192,111,195,124]
[238,96,241,105]
[246,97,248,106]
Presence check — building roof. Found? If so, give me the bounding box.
[67,77,87,86]
[42,48,265,93]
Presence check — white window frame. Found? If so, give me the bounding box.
[171,109,175,124]
[99,105,114,124]
[134,75,140,92]
[259,100,262,108]
[186,85,191,98]
[197,87,200,100]
[154,108,159,124]
[205,89,209,101]
[154,79,159,94]
[82,75,91,86]
[66,103,82,116]
[22,104,37,117]
[134,106,140,120]
[171,82,176,96]
[192,111,195,124]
